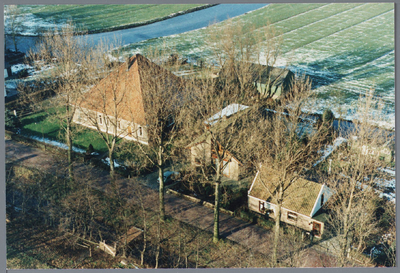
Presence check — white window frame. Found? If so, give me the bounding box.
[287,212,298,221]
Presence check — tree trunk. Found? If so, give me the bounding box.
[272,184,283,266]
[66,106,74,187]
[109,148,115,179]
[158,145,165,221]
[340,183,355,266]
[155,218,161,269]
[213,181,220,243]
[213,157,221,243]
[141,203,147,266]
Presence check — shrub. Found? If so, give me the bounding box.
[5,109,21,132]
[17,69,29,78]
[256,217,274,230]
[322,109,334,125]
[86,144,94,155]
[220,187,248,212]
[238,208,256,224]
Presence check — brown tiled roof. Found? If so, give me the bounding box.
[249,166,322,216]
[78,54,183,125]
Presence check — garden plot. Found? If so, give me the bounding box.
[123,3,394,129]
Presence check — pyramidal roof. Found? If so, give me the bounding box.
[79,54,182,125]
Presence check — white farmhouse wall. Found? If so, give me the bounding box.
[190,142,211,166]
[248,195,325,236]
[72,107,149,145]
[310,184,332,217]
[222,158,240,181]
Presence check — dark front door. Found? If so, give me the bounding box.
[312,222,321,237]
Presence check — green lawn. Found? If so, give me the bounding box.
[19,4,206,33]
[19,109,109,154]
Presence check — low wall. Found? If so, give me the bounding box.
[99,241,116,257]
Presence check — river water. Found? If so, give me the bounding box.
[6,4,268,54]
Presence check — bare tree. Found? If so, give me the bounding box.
[181,65,256,244]
[5,5,25,52]
[243,76,330,265]
[28,23,100,185]
[126,51,187,221]
[59,174,100,243]
[179,19,287,244]
[75,44,130,179]
[129,178,149,266]
[209,18,285,102]
[324,91,394,266]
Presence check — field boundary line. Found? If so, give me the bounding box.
[284,9,393,53]
[272,3,359,28]
[272,3,366,38]
[252,3,362,39]
[340,49,394,76]
[254,3,369,52]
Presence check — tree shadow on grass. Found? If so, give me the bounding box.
[20,113,49,128]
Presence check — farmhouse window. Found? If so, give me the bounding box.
[321,194,324,207]
[259,201,265,213]
[138,126,143,136]
[99,114,103,125]
[287,212,297,221]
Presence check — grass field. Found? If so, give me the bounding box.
[13,4,205,34]
[20,109,109,154]
[122,3,394,129]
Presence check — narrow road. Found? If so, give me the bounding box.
[5,138,337,266]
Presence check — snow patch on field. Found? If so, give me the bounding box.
[379,192,396,203]
[313,137,347,167]
[26,135,86,153]
[4,12,69,35]
[11,64,33,74]
[376,179,396,189]
[102,157,125,169]
[5,81,18,89]
[379,168,396,177]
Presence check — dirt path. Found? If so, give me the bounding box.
[5,139,338,266]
